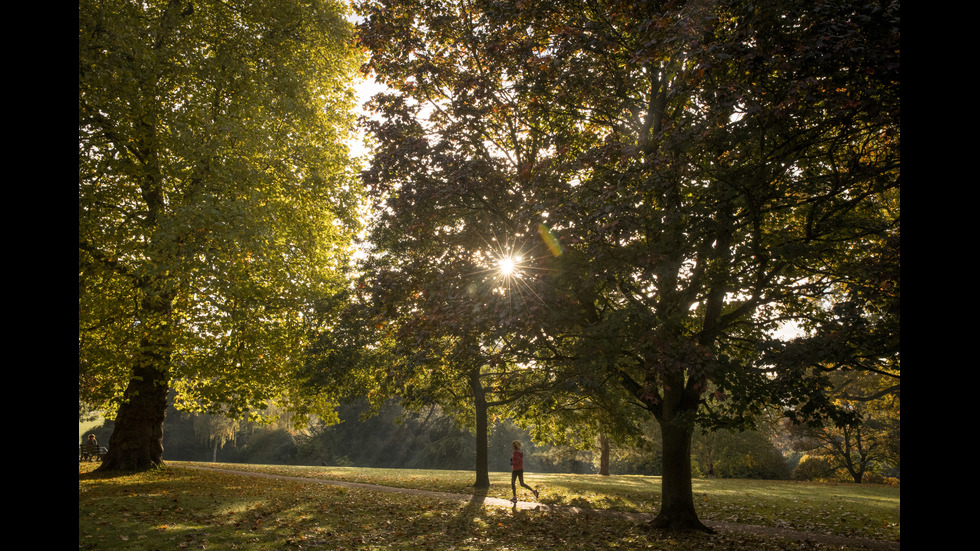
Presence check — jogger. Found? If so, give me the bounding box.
[510,440,539,502]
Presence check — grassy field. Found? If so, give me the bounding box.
[79,461,899,550]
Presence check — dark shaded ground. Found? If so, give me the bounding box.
[184,465,899,551]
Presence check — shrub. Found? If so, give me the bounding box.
[792,455,837,481]
[696,428,790,480]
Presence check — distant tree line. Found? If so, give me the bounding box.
[82,396,897,482]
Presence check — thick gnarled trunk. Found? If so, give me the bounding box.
[98,284,174,472]
[99,361,169,471]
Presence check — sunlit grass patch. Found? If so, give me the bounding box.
[82,462,898,549]
[179,462,898,542]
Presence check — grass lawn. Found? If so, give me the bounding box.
[79,461,899,550]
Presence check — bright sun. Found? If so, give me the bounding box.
[498,256,517,277]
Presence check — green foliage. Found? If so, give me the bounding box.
[697,429,790,480]
[79,0,364,469]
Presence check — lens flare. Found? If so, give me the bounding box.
[537,223,563,257]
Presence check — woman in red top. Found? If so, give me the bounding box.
[510,440,539,503]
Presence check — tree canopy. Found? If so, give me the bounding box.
[352,0,899,531]
[79,0,363,470]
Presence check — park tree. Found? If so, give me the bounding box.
[784,367,900,483]
[79,0,363,471]
[353,0,899,531]
[311,277,564,487]
[343,0,582,487]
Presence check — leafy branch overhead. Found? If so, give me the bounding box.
[350,0,898,531]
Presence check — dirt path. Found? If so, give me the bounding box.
[183,465,899,551]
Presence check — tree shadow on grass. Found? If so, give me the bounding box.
[459,490,489,518]
[443,489,489,544]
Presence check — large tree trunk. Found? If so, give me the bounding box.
[619,365,712,531]
[470,368,490,490]
[98,359,169,471]
[648,369,713,533]
[98,283,173,472]
[650,418,712,531]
